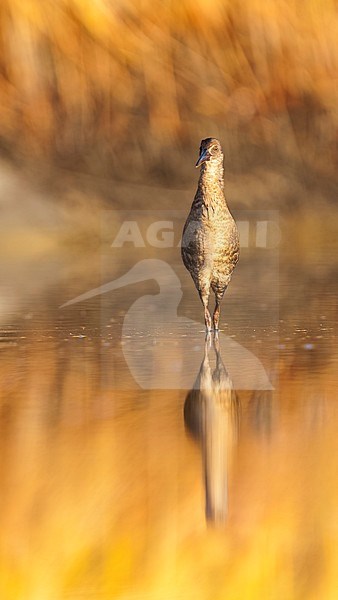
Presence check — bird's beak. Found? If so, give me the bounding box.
[195,148,209,168]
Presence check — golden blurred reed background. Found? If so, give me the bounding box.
[0,0,337,291]
[0,0,336,277]
[0,3,338,600]
[0,0,337,182]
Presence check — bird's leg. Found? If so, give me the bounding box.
[213,289,226,331]
[204,307,212,332]
[199,288,212,331]
[213,300,221,331]
[205,329,212,347]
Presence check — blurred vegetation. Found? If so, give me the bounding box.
[0,0,337,321]
[0,4,338,598]
[0,0,337,185]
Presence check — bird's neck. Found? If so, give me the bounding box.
[197,161,225,205]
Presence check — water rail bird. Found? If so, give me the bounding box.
[181,138,239,331]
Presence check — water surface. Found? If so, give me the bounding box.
[0,230,337,600]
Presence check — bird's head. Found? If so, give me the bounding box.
[195,138,223,168]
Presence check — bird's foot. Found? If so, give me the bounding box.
[205,329,212,347]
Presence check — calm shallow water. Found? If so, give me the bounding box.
[0,246,337,599]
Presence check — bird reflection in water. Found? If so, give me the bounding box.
[184,334,240,525]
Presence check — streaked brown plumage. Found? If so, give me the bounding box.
[181,138,239,331]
